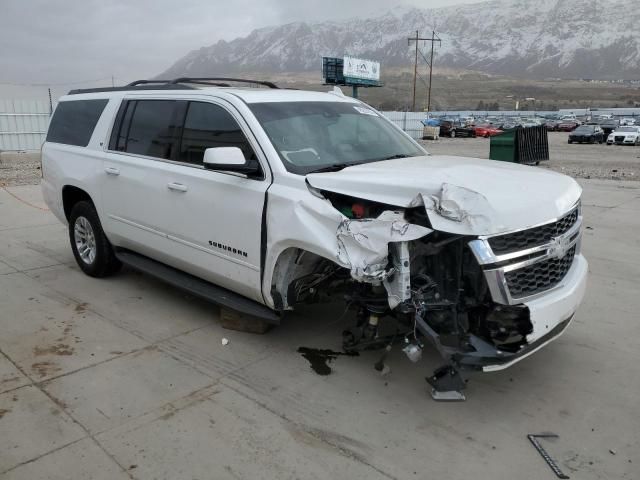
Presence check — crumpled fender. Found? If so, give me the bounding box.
[263,182,432,309]
[336,213,432,282]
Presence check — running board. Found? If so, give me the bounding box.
[115,249,280,324]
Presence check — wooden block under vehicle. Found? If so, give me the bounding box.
[219,307,272,334]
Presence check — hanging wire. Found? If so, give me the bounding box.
[0,77,114,87]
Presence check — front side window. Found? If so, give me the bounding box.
[249,101,425,174]
[46,99,108,146]
[179,102,255,165]
[122,100,181,159]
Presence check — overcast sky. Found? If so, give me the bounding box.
[0,0,486,91]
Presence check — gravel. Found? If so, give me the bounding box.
[420,131,640,181]
[0,152,42,187]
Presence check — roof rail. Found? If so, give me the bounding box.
[68,84,195,95]
[126,79,173,86]
[169,77,279,89]
[68,76,278,95]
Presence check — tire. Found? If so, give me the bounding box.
[68,201,121,278]
[568,139,572,144]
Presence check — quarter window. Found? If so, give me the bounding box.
[179,102,255,165]
[122,100,181,159]
[46,99,108,146]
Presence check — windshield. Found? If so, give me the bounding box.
[574,126,594,133]
[616,127,637,132]
[249,101,425,174]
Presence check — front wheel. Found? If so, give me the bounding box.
[68,201,121,278]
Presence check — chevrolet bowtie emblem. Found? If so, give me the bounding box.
[548,235,571,259]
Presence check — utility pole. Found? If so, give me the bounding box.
[407,30,441,112]
[409,31,419,112]
[427,30,440,113]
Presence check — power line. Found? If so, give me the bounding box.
[0,76,114,87]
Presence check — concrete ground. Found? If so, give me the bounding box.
[421,131,640,181]
[0,182,638,480]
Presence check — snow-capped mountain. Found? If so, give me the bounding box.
[159,0,640,80]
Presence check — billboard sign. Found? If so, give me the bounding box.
[343,56,380,82]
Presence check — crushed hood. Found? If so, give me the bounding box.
[307,156,582,236]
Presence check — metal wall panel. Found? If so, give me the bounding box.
[0,99,52,151]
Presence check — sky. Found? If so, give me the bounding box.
[0,0,488,95]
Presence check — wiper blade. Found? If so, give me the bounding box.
[377,154,412,161]
[307,163,354,174]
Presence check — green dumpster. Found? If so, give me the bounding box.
[489,128,517,162]
[489,126,549,165]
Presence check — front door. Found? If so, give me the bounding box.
[153,100,270,303]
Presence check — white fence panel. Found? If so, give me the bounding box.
[0,99,51,151]
[380,111,427,139]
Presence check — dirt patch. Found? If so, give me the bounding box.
[31,361,62,379]
[0,408,10,419]
[74,302,88,313]
[33,343,74,356]
[0,375,21,385]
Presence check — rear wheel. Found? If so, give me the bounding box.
[68,201,121,277]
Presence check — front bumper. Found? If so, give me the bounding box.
[460,254,588,372]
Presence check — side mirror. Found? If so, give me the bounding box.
[203,147,260,176]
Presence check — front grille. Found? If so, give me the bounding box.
[615,136,625,142]
[488,208,579,255]
[505,246,576,298]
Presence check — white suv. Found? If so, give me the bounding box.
[42,78,587,400]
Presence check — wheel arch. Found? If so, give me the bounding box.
[267,246,344,311]
[62,185,94,221]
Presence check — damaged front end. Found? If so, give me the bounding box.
[270,184,583,401]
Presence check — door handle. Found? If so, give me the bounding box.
[167,182,188,192]
[105,167,120,176]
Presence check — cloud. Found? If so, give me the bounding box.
[0,0,486,86]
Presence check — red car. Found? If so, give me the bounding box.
[557,121,580,132]
[474,124,503,137]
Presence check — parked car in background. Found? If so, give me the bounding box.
[439,120,476,138]
[558,120,580,132]
[560,114,579,123]
[568,125,604,144]
[599,119,620,137]
[620,117,636,126]
[474,124,503,137]
[606,126,640,145]
[544,119,561,131]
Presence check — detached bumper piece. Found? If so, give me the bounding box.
[426,366,466,401]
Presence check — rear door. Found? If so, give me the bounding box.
[101,98,185,259]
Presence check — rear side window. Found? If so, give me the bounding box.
[121,100,181,159]
[46,99,108,146]
[179,102,255,165]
